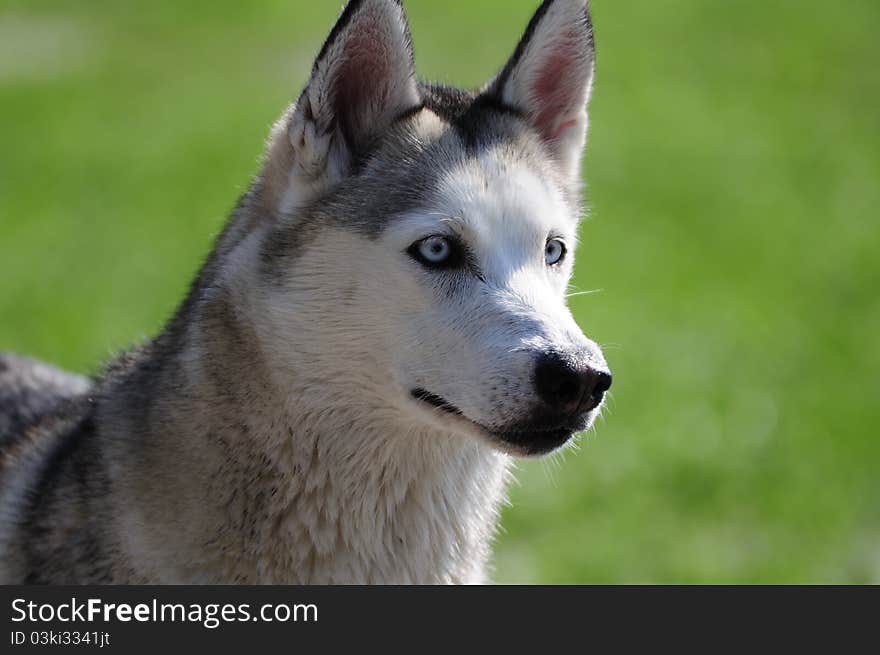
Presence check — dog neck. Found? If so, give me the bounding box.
[101,281,512,584]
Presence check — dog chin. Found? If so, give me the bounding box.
[408,388,590,458]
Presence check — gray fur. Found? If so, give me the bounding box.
[0,354,91,445]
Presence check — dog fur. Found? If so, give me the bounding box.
[0,0,608,584]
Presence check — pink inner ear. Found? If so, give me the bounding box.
[334,25,394,141]
[530,31,583,142]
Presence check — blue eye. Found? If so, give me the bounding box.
[545,238,566,266]
[408,235,465,270]
[418,236,451,263]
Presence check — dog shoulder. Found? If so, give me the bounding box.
[0,354,91,451]
[0,354,97,582]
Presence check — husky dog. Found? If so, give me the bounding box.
[0,0,610,584]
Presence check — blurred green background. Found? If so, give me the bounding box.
[1,0,878,583]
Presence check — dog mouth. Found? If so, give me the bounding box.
[411,388,464,416]
[409,388,579,456]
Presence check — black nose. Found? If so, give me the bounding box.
[534,352,612,414]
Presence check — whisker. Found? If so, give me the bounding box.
[540,457,561,488]
[565,289,603,298]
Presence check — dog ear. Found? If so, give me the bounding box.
[488,0,595,182]
[263,0,420,214]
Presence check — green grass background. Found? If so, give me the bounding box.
[1,0,878,583]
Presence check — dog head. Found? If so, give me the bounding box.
[246,0,609,457]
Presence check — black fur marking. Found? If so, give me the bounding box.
[418,84,526,153]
